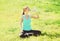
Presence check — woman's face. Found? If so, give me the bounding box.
[25,9,29,15]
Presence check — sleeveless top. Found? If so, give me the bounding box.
[22,15,32,31]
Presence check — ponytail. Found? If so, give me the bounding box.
[23,12,25,15]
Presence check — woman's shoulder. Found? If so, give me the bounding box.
[20,15,24,18]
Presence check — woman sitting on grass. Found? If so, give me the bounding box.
[20,7,41,38]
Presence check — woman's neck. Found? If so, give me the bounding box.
[25,13,29,16]
[25,12,29,15]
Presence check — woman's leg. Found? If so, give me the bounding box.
[20,30,41,38]
[30,30,41,36]
[20,31,29,38]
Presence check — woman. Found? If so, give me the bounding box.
[20,7,41,38]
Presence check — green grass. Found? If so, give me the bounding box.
[0,0,60,41]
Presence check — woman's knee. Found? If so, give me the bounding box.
[34,30,41,35]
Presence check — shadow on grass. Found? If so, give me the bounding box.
[41,32,60,38]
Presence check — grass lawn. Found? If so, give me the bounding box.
[0,0,60,41]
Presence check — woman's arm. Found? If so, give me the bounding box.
[20,17,23,28]
[19,17,23,35]
[31,14,39,19]
[19,17,23,33]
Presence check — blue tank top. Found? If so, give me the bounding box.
[23,15,32,31]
